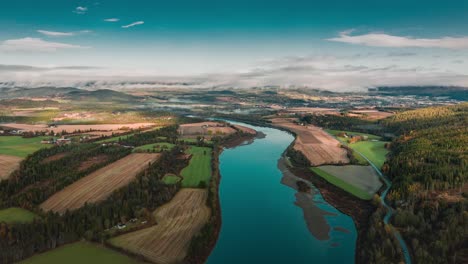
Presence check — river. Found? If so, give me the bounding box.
[207,122,357,264]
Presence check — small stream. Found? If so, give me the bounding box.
[355,150,412,264]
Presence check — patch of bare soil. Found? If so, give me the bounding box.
[40,153,68,164]
[78,154,109,172]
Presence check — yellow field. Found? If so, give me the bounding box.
[110,189,210,264]
[40,153,160,213]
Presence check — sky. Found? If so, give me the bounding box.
[1,0,468,90]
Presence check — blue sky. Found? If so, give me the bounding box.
[1,0,468,90]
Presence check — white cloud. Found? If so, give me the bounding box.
[0,38,89,52]
[121,21,144,28]
[327,31,468,49]
[37,30,92,37]
[73,6,87,14]
[37,30,74,37]
[104,18,120,22]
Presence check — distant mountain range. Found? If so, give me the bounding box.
[0,87,140,102]
[369,86,468,100]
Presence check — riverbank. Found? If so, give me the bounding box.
[184,132,257,264]
[289,166,374,263]
[207,122,356,263]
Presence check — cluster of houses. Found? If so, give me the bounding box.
[41,136,72,145]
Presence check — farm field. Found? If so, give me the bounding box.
[162,174,181,184]
[348,109,394,120]
[271,118,349,166]
[181,146,212,188]
[311,167,373,200]
[317,165,382,197]
[1,123,156,134]
[349,141,389,169]
[326,130,389,168]
[40,153,160,213]
[0,154,22,180]
[0,136,54,157]
[109,189,210,264]
[179,121,237,136]
[232,124,257,134]
[20,241,140,264]
[0,207,38,224]
[133,142,175,152]
[326,129,381,140]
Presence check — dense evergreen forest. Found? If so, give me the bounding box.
[382,103,468,264]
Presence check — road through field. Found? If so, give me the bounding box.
[40,153,160,213]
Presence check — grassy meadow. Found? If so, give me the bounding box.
[162,174,181,184]
[20,242,140,264]
[350,141,388,168]
[181,146,212,188]
[133,142,175,153]
[326,129,389,168]
[0,136,54,157]
[0,207,39,224]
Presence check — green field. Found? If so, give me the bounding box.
[181,146,212,188]
[133,142,175,152]
[0,207,39,224]
[350,141,389,168]
[162,174,181,184]
[0,136,54,157]
[326,129,389,168]
[310,167,373,200]
[179,137,213,144]
[20,242,140,264]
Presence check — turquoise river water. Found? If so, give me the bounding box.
[207,123,357,264]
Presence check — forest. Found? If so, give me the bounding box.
[383,103,468,264]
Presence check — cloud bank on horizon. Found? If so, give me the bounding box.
[0,0,467,90]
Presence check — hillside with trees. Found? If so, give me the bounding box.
[382,103,468,264]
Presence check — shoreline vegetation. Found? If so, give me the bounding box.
[184,131,258,264]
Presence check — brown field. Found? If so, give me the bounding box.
[110,189,210,264]
[233,124,256,134]
[348,110,394,120]
[271,118,349,166]
[40,153,160,213]
[0,154,22,180]
[179,121,237,136]
[0,123,156,133]
[78,154,109,171]
[285,107,340,115]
